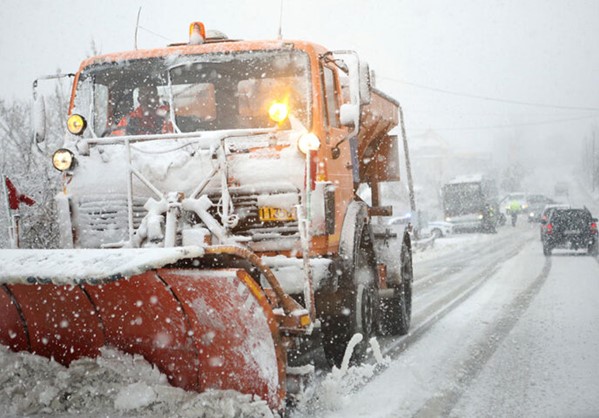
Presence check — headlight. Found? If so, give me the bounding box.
[445,217,452,222]
[298,133,321,154]
[268,101,289,123]
[66,114,87,135]
[478,214,484,220]
[52,149,75,171]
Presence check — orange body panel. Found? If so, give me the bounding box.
[83,272,199,390]
[0,286,29,352]
[6,283,104,364]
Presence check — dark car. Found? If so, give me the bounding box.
[541,207,598,256]
[539,204,570,239]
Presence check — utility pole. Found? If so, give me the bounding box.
[398,104,416,214]
[398,103,420,239]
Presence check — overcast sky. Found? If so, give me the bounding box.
[1,0,599,158]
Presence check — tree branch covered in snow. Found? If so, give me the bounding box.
[0,80,68,249]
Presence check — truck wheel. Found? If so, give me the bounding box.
[380,239,412,336]
[321,274,376,367]
[588,242,598,256]
[543,243,552,256]
[353,281,376,358]
[321,205,377,368]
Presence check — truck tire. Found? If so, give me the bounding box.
[380,235,412,336]
[321,202,378,368]
[543,243,552,256]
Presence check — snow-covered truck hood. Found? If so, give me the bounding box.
[66,132,305,198]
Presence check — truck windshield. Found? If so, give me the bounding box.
[72,49,312,137]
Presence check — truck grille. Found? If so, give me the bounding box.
[75,191,300,247]
[76,195,147,247]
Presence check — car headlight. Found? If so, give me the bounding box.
[52,148,75,171]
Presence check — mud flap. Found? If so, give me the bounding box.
[0,268,285,411]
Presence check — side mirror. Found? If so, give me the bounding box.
[31,72,75,144]
[33,96,46,143]
[330,51,371,107]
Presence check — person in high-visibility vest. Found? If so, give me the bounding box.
[481,202,497,233]
[508,199,522,227]
[113,85,172,136]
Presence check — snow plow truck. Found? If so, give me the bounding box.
[0,22,413,412]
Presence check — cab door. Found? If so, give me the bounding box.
[319,63,353,250]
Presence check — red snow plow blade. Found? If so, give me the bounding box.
[0,246,311,411]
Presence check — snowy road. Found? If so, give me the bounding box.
[304,220,599,417]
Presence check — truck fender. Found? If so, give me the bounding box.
[315,200,375,312]
[337,200,376,289]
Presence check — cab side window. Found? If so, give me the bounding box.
[323,66,339,128]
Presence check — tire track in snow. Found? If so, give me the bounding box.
[292,231,533,417]
[410,257,552,418]
[382,233,529,360]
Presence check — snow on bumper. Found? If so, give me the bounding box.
[262,255,331,294]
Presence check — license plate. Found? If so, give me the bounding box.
[564,229,580,235]
[259,207,296,222]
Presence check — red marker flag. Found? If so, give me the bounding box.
[5,177,35,210]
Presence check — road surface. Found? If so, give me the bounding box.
[295,181,599,417]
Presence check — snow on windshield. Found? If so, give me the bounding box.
[72,50,312,137]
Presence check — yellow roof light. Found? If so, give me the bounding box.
[189,22,206,45]
[268,101,289,124]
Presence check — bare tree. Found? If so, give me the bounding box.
[0,76,68,248]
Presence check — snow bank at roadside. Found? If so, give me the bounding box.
[0,346,274,418]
